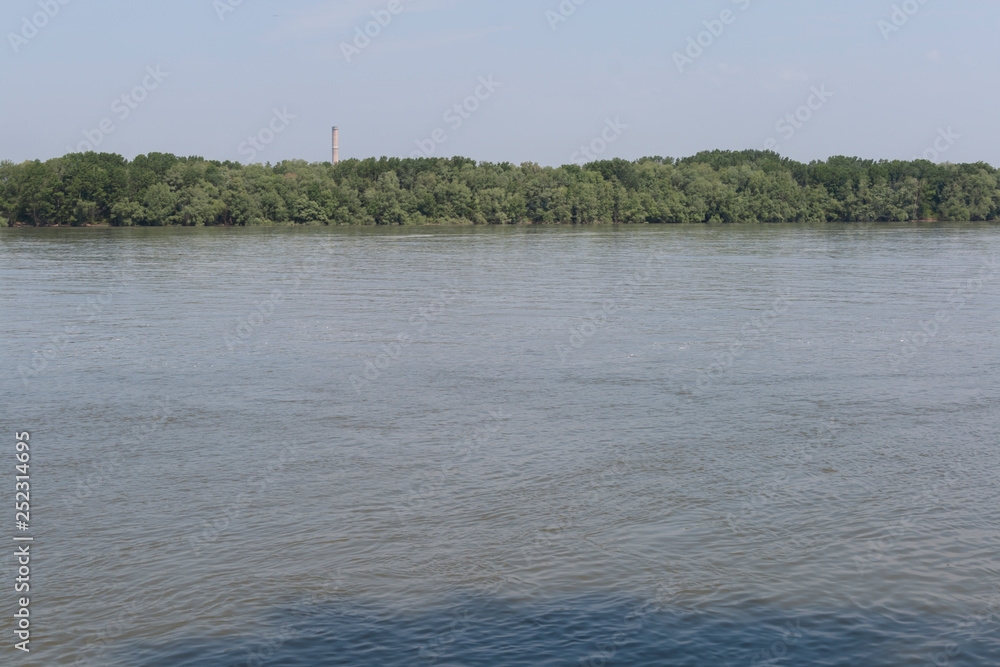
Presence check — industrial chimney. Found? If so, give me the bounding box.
[332,126,340,165]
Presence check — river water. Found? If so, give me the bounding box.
[2,223,999,666]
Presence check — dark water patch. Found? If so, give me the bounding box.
[121,593,1000,667]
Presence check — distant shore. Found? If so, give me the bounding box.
[4,219,961,229]
[2,150,997,228]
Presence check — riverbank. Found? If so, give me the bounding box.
[2,150,997,228]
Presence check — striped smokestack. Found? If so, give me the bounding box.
[332,126,340,165]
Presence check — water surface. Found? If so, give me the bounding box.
[2,223,999,666]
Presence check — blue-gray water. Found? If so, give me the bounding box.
[2,223,999,666]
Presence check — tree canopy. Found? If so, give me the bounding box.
[1,150,998,227]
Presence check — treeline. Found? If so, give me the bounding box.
[1,150,999,227]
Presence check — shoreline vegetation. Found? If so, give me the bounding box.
[1,150,999,228]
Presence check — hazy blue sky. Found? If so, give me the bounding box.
[1,0,997,166]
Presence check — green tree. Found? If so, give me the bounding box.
[13,160,58,225]
[110,199,146,226]
[178,186,223,226]
[142,183,179,226]
[72,200,99,226]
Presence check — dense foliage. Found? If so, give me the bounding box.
[1,150,999,227]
